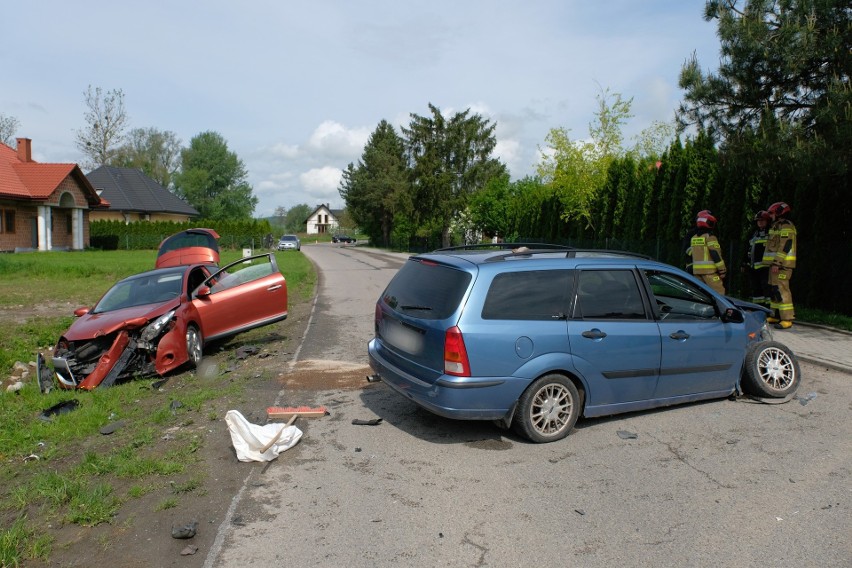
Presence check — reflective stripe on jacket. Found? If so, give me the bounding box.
[688,232,726,275]
[748,229,768,269]
[763,219,797,269]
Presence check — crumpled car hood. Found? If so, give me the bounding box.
[62,300,179,341]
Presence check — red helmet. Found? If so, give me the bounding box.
[767,202,791,219]
[753,210,771,222]
[696,209,717,229]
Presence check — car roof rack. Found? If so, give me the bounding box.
[433,243,651,262]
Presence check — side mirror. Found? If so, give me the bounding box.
[721,307,745,323]
[196,285,211,298]
[73,307,90,317]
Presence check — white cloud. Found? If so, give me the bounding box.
[307,121,371,158]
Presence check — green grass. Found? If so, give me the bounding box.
[795,307,852,332]
[0,247,315,566]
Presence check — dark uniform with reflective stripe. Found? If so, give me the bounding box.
[747,226,770,306]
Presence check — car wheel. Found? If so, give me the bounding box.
[513,374,581,443]
[742,340,800,398]
[186,325,203,367]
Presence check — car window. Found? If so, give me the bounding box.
[206,255,277,294]
[95,270,184,312]
[575,269,646,320]
[482,270,573,320]
[382,259,471,320]
[644,270,718,320]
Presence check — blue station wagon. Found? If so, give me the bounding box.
[368,244,800,443]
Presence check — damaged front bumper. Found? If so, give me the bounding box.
[51,310,179,390]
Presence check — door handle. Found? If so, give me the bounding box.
[669,331,690,340]
[267,284,283,291]
[582,329,607,340]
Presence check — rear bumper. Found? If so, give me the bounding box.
[368,338,524,420]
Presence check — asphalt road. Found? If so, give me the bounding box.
[208,244,851,568]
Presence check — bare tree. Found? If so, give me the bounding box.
[75,85,129,170]
[0,113,20,146]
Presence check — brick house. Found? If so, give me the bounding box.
[87,165,199,223]
[0,138,106,252]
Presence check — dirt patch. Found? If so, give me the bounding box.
[277,359,373,390]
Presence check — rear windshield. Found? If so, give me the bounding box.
[382,259,471,320]
[159,231,219,254]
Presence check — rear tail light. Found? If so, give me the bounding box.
[374,303,382,335]
[444,326,470,376]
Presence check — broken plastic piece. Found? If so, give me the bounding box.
[100,420,127,435]
[39,399,79,421]
[616,430,638,439]
[351,418,383,426]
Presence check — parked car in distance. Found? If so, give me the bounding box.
[368,243,800,443]
[277,234,301,251]
[332,234,356,244]
[44,229,288,391]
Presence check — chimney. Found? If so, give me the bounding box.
[16,138,32,162]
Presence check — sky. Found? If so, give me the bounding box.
[3,1,722,218]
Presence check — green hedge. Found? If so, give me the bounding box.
[90,219,275,251]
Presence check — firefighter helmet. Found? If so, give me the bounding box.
[696,209,717,229]
[767,202,791,219]
[754,210,771,222]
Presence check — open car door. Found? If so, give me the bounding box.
[191,253,288,343]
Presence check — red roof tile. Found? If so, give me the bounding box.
[0,141,103,206]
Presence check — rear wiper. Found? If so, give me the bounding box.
[400,305,432,311]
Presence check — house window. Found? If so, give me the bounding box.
[66,213,73,234]
[0,208,15,234]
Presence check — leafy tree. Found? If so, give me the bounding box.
[113,127,183,188]
[467,174,512,239]
[537,89,635,232]
[283,204,311,233]
[339,120,411,247]
[172,131,258,220]
[75,86,129,170]
[0,113,20,146]
[402,104,507,247]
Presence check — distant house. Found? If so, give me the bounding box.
[0,138,106,252]
[87,165,199,223]
[304,203,345,235]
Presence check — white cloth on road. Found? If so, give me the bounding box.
[225,409,302,462]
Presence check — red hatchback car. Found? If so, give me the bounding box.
[45,229,288,390]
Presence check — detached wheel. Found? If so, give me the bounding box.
[742,341,800,398]
[186,325,203,367]
[513,374,581,443]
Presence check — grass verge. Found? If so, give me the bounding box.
[0,247,315,566]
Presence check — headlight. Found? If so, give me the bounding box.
[140,310,176,343]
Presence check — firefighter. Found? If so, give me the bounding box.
[763,201,797,329]
[744,210,771,306]
[685,209,727,295]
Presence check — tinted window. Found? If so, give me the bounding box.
[159,230,219,254]
[575,269,646,320]
[382,259,471,320]
[482,270,573,320]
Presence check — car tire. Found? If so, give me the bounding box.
[742,340,800,398]
[513,374,581,443]
[186,325,203,368]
